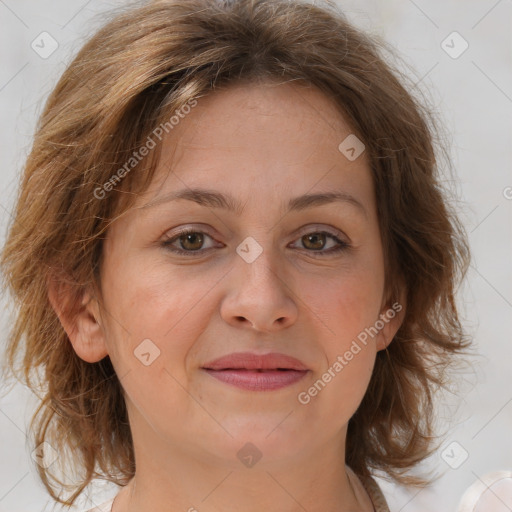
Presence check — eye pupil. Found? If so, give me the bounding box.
[181,232,204,250]
[303,233,325,250]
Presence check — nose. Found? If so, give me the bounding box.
[220,245,299,333]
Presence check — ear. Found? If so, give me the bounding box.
[375,282,407,352]
[47,272,108,363]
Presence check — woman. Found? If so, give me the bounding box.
[0,0,471,511]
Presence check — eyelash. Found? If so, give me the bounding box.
[161,227,350,257]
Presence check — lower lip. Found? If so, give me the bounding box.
[202,369,309,391]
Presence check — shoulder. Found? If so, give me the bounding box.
[346,465,390,512]
[358,473,390,512]
[81,497,115,512]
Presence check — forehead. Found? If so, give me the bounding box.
[131,81,374,217]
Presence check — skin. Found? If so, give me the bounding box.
[49,80,405,512]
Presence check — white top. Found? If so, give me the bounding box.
[82,473,389,512]
[83,497,115,512]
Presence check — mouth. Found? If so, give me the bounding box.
[202,368,309,391]
[201,352,309,391]
[209,368,296,371]
[202,351,309,371]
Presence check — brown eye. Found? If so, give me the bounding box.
[162,228,349,257]
[290,231,350,256]
[302,233,327,250]
[162,229,219,255]
[179,232,204,251]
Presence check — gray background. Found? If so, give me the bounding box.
[0,1,511,511]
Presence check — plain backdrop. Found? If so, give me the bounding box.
[0,1,511,511]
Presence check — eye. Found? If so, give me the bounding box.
[161,228,220,256]
[288,231,350,256]
[161,227,350,257]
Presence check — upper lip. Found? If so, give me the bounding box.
[202,352,309,371]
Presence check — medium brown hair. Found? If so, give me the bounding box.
[0,0,471,505]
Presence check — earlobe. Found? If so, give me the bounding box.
[47,273,108,363]
[375,286,407,352]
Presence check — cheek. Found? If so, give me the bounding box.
[99,263,212,425]
[323,277,378,386]
[319,345,375,427]
[298,275,378,423]
[100,254,217,372]
[298,265,384,348]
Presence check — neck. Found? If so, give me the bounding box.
[112,395,375,512]
[113,435,373,512]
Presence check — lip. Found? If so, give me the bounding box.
[201,352,309,391]
[202,352,309,371]
[202,368,309,391]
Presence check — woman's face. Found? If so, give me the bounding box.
[89,81,403,468]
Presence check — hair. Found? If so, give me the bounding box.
[0,0,471,506]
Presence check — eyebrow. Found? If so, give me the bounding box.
[140,187,367,219]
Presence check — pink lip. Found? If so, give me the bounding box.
[201,352,309,391]
[203,368,308,391]
[202,352,309,371]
